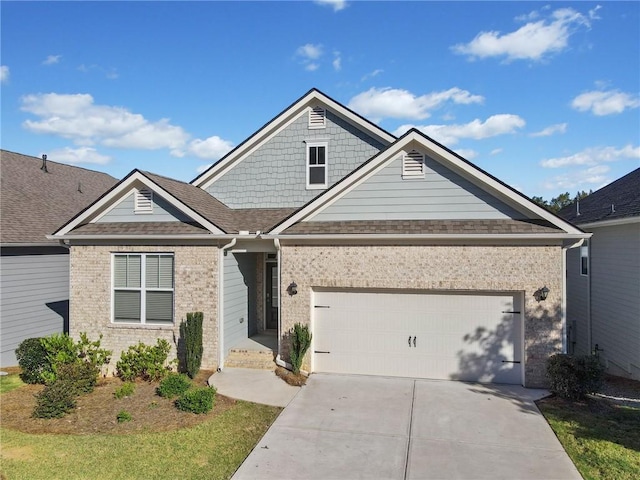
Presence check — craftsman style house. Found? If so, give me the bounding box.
[51,89,588,387]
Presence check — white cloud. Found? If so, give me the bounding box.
[452,7,595,62]
[395,114,525,145]
[571,89,640,116]
[314,0,348,12]
[453,148,478,160]
[540,145,640,168]
[42,55,62,66]
[1,65,9,83]
[543,165,611,190]
[490,148,503,156]
[530,123,567,137]
[332,51,342,71]
[348,87,484,122]
[21,92,189,150]
[305,63,320,72]
[46,146,111,165]
[296,43,323,60]
[361,69,383,82]
[182,135,234,160]
[77,63,119,80]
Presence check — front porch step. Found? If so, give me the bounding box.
[224,348,276,370]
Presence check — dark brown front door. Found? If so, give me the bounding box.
[265,263,278,329]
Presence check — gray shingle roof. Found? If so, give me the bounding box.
[557,168,640,225]
[282,219,562,235]
[1,150,118,244]
[70,222,210,236]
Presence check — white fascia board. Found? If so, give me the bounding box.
[193,90,396,189]
[53,171,224,236]
[262,233,591,241]
[577,216,640,229]
[46,234,231,241]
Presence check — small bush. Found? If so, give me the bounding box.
[15,338,49,384]
[117,410,132,423]
[180,312,203,379]
[116,339,172,382]
[114,382,135,399]
[157,373,192,398]
[33,379,77,418]
[175,386,216,414]
[56,361,98,395]
[290,323,312,375]
[547,353,605,400]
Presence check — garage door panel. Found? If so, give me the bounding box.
[313,290,522,385]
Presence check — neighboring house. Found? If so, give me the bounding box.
[558,168,640,380]
[51,89,588,387]
[0,151,117,366]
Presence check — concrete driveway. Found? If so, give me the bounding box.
[233,374,581,480]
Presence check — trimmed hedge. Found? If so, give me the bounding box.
[175,386,216,414]
[15,338,49,384]
[546,353,604,400]
[157,373,192,398]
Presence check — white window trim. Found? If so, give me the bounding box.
[402,150,425,179]
[111,253,174,325]
[135,188,153,214]
[306,141,328,190]
[308,106,326,129]
[580,240,589,276]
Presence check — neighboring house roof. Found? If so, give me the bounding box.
[1,150,117,245]
[190,88,397,189]
[558,168,640,226]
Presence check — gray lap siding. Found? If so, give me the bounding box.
[279,244,564,388]
[70,245,219,374]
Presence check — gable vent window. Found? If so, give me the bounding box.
[135,188,153,213]
[309,106,326,129]
[402,150,425,178]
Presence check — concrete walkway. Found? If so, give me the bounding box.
[208,367,301,407]
[233,374,581,480]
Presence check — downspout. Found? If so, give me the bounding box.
[218,237,237,371]
[563,238,585,354]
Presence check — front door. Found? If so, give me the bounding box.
[265,263,278,329]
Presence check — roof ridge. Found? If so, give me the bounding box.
[1,149,117,180]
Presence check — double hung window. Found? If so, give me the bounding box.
[306,142,328,189]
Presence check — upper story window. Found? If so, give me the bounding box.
[135,188,153,213]
[306,142,328,189]
[113,253,174,325]
[309,106,326,129]
[402,150,425,178]
[580,240,589,276]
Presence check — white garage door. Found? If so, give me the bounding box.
[313,290,523,384]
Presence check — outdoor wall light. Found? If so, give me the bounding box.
[539,286,550,301]
[287,282,298,296]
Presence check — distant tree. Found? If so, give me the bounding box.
[531,191,591,213]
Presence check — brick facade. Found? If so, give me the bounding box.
[279,244,564,387]
[69,245,219,374]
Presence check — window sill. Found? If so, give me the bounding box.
[306,185,327,190]
[109,323,175,331]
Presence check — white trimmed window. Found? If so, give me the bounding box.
[306,142,328,189]
[309,106,326,129]
[113,254,174,324]
[402,150,425,178]
[580,240,589,276]
[135,188,153,213]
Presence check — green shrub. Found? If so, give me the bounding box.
[40,332,111,384]
[180,312,203,379]
[175,386,216,414]
[32,379,77,418]
[546,353,605,400]
[56,361,98,395]
[116,339,172,382]
[157,373,192,398]
[116,410,132,423]
[15,338,49,384]
[289,323,312,375]
[114,381,135,399]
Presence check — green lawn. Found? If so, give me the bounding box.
[538,396,640,480]
[0,373,24,394]
[1,377,280,480]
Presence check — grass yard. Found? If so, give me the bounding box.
[0,373,281,480]
[537,396,640,480]
[0,373,23,394]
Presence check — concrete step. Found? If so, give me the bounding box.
[225,348,276,370]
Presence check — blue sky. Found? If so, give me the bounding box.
[2,1,639,198]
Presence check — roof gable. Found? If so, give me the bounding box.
[190,88,396,190]
[1,150,117,245]
[270,130,585,236]
[558,168,640,226]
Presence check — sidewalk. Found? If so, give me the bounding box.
[208,367,301,407]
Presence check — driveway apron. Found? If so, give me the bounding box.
[232,374,581,480]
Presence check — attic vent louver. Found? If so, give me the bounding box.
[309,106,326,129]
[402,150,425,178]
[135,188,153,213]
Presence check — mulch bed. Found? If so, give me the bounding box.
[274,366,307,386]
[0,370,238,435]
